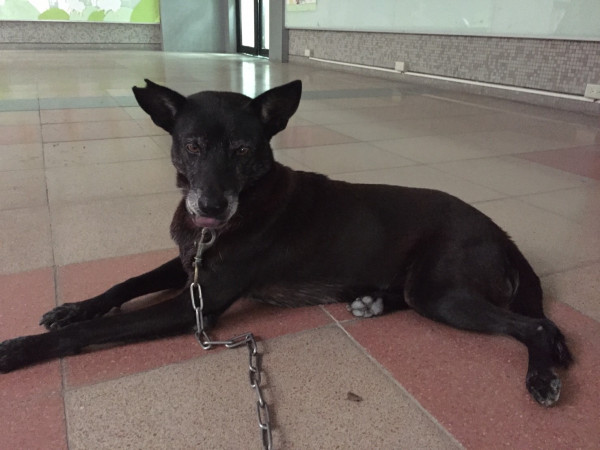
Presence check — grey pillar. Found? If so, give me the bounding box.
[269,0,288,62]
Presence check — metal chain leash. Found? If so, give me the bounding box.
[189,228,273,450]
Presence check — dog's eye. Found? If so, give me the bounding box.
[186,143,200,154]
[236,146,250,156]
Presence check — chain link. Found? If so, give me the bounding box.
[190,228,273,450]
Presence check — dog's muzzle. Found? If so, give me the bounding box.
[185,190,238,228]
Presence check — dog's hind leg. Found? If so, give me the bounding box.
[40,257,188,330]
[1,289,197,373]
[407,288,572,406]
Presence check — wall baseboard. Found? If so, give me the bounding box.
[290,55,600,116]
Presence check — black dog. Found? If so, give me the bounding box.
[0,80,572,406]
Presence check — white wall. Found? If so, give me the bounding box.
[286,0,600,41]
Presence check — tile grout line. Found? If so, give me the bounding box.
[39,100,60,302]
[39,97,72,450]
[60,357,72,450]
[320,307,464,447]
[331,317,466,449]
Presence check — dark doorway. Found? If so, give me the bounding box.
[236,0,269,57]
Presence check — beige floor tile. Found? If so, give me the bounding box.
[371,135,489,163]
[454,130,575,154]
[326,119,437,141]
[37,87,109,98]
[519,185,600,226]
[42,120,147,142]
[428,113,522,135]
[0,143,43,171]
[301,102,477,126]
[296,99,339,113]
[518,121,599,146]
[0,111,40,125]
[44,137,167,168]
[279,142,416,174]
[0,206,53,274]
[40,107,131,124]
[123,106,148,120]
[332,165,505,203]
[0,124,41,145]
[542,262,600,322]
[520,182,600,236]
[324,96,398,109]
[273,125,357,149]
[475,198,600,275]
[296,108,373,125]
[51,192,180,265]
[433,156,591,196]
[287,116,314,127]
[0,169,47,210]
[150,135,172,153]
[405,102,486,119]
[64,327,459,450]
[46,159,176,205]
[106,88,136,97]
[135,118,168,136]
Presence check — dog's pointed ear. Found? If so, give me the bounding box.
[132,79,186,133]
[249,80,302,138]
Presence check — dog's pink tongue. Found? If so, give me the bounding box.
[191,215,222,228]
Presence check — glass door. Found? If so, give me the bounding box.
[237,0,269,57]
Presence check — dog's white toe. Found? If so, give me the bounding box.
[347,296,384,318]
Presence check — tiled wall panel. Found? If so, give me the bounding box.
[289,29,600,96]
[0,21,161,50]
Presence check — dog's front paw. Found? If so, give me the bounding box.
[0,337,30,373]
[526,368,561,407]
[347,296,384,318]
[40,303,91,330]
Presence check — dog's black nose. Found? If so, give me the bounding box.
[198,198,228,217]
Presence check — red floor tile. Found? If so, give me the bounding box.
[322,302,359,322]
[64,300,333,388]
[59,250,333,387]
[0,361,62,403]
[0,269,66,449]
[57,248,179,303]
[0,268,62,402]
[344,302,600,448]
[1,393,67,450]
[517,145,600,180]
[0,268,56,338]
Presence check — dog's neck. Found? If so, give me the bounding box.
[232,161,297,230]
[170,161,296,258]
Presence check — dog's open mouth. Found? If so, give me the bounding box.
[190,214,225,229]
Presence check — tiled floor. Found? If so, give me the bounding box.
[0,50,599,449]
